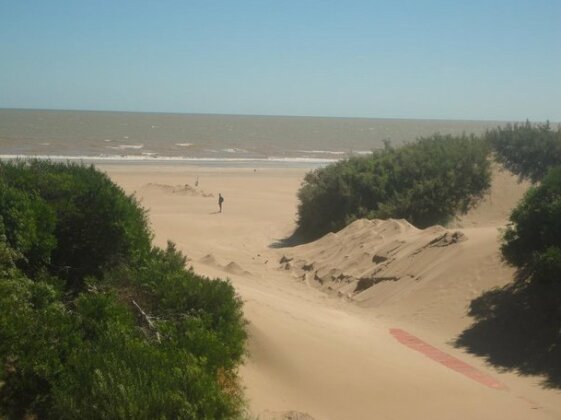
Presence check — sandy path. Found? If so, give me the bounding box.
[103,164,560,420]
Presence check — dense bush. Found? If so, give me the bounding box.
[0,160,247,419]
[0,160,152,291]
[456,164,561,386]
[487,121,561,182]
[501,166,561,286]
[0,181,56,276]
[296,134,491,239]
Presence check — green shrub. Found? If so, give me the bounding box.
[50,291,242,420]
[296,133,491,239]
[102,242,247,373]
[0,275,79,418]
[0,160,152,291]
[0,181,56,275]
[457,165,561,384]
[0,275,244,419]
[501,166,561,285]
[487,121,561,182]
[0,161,247,418]
[52,333,240,420]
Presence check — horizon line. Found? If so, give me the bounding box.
[0,106,547,125]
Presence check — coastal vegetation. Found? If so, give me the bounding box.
[0,160,247,419]
[487,121,561,183]
[501,166,561,286]
[483,121,561,291]
[456,122,561,387]
[296,133,491,240]
[456,164,561,387]
[295,119,561,385]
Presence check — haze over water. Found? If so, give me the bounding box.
[0,109,505,165]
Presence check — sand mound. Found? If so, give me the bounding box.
[141,183,214,197]
[277,163,534,326]
[200,255,251,276]
[224,261,251,276]
[200,253,219,265]
[279,218,465,299]
[279,217,518,335]
[258,410,316,420]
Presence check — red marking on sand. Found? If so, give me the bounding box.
[390,328,507,390]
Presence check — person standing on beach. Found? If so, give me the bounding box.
[218,193,224,213]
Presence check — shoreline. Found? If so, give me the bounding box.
[0,154,332,169]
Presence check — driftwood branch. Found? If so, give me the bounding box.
[132,299,161,343]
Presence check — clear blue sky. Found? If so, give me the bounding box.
[1,0,559,121]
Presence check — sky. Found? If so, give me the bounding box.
[0,0,560,121]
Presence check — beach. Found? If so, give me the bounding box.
[3,1,559,417]
[101,163,561,420]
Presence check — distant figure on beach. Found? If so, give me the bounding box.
[218,193,224,213]
[195,176,199,187]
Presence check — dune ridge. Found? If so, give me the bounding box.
[200,253,252,276]
[279,218,467,302]
[141,182,214,197]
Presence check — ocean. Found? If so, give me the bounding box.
[0,109,505,167]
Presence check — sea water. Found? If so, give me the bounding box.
[0,109,505,167]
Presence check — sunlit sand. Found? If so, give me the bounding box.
[103,163,560,420]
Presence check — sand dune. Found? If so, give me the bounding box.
[224,261,251,276]
[278,219,468,300]
[200,253,252,276]
[200,253,219,266]
[275,217,504,340]
[450,162,531,228]
[141,182,214,197]
[103,164,561,420]
[258,410,316,420]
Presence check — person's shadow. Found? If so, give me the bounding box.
[209,211,221,215]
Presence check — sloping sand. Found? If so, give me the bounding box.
[276,218,509,338]
[103,164,560,420]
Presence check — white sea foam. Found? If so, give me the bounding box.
[266,157,337,163]
[353,150,373,155]
[175,143,193,147]
[106,144,144,150]
[221,148,247,153]
[0,154,336,165]
[298,150,347,155]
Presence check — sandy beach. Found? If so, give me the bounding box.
[102,163,560,420]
